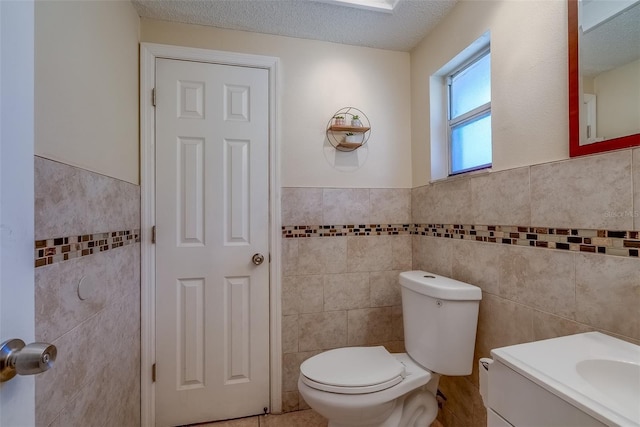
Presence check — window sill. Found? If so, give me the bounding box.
[429,166,492,184]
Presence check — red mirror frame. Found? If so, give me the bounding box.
[568,0,640,157]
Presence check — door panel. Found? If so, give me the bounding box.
[178,137,205,247]
[155,58,270,426]
[0,0,36,424]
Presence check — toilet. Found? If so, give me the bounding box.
[298,270,482,427]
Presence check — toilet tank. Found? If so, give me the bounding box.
[399,270,482,376]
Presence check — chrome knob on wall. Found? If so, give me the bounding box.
[0,338,57,382]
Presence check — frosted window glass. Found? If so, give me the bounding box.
[450,113,492,174]
[450,54,491,120]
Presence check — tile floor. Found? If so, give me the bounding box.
[193,409,444,427]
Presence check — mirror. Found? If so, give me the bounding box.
[568,0,640,157]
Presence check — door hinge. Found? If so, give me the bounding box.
[151,225,156,244]
[269,253,271,263]
[152,88,156,107]
[152,363,156,382]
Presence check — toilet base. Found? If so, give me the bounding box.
[298,353,439,427]
[326,388,437,427]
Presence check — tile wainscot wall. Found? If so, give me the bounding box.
[280,188,412,412]
[281,147,640,426]
[32,146,639,425]
[415,148,639,427]
[34,156,141,427]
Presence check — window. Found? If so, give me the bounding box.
[447,48,491,175]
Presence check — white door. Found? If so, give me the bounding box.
[0,0,36,425]
[154,58,270,427]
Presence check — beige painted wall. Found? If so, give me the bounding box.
[141,19,412,188]
[35,0,140,184]
[411,0,570,186]
[594,58,640,140]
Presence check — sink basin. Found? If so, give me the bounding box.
[576,359,640,415]
[491,332,640,426]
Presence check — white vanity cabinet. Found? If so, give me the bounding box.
[486,333,640,427]
[487,359,606,427]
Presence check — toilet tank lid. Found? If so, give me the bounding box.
[400,271,482,301]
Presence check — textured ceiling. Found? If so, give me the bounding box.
[131,0,458,52]
[582,2,640,77]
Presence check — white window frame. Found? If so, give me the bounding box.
[429,32,491,182]
[447,47,491,176]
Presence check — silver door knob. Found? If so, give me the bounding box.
[252,253,265,265]
[0,339,57,382]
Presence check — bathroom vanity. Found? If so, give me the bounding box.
[487,332,640,427]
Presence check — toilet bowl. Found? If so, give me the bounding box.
[298,348,438,427]
[297,271,482,427]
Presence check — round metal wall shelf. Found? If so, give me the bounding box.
[326,107,371,152]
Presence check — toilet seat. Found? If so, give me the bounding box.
[300,346,406,394]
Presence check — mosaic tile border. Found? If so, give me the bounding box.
[282,224,413,238]
[282,224,640,258]
[35,229,141,268]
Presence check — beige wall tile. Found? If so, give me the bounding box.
[281,187,323,226]
[391,305,404,341]
[530,150,633,229]
[36,244,139,342]
[36,313,101,426]
[451,240,502,295]
[281,391,299,413]
[407,150,639,427]
[470,167,530,226]
[347,307,394,345]
[324,272,370,311]
[575,253,640,339]
[34,156,140,239]
[370,270,402,307]
[411,185,430,224]
[36,283,140,427]
[282,315,299,354]
[282,275,324,315]
[532,310,593,341]
[282,351,321,392]
[61,340,140,427]
[35,257,106,343]
[412,235,428,271]
[412,235,453,277]
[381,340,406,353]
[298,311,348,351]
[475,293,534,358]
[499,246,575,319]
[347,235,394,272]
[411,178,473,225]
[391,235,413,271]
[323,188,370,224]
[282,238,299,277]
[34,159,140,427]
[297,237,347,275]
[47,414,66,427]
[370,188,411,224]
